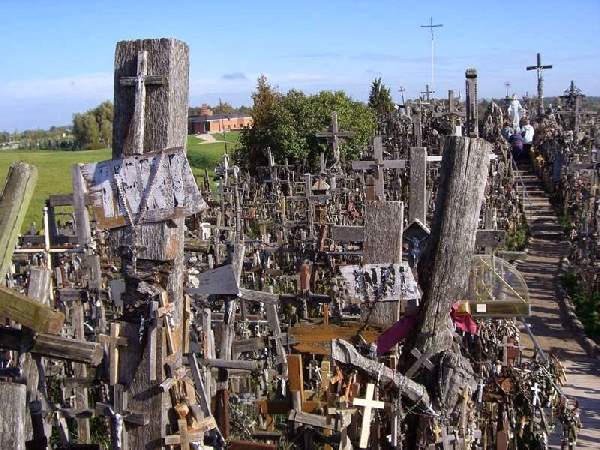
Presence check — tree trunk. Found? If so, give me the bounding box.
[402,136,490,446]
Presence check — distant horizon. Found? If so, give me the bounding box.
[1,0,598,131]
[4,89,598,134]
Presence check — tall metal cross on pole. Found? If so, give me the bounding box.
[420,17,443,93]
[526,52,552,116]
[398,86,406,106]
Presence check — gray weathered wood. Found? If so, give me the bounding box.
[415,136,491,353]
[363,201,403,264]
[0,383,27,450]
[0,161,37,279]
[409,147,427,225]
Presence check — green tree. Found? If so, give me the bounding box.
[72,101,113,149]
[239,80,375,172]
[213,99,235,115]
[368,77,394,118]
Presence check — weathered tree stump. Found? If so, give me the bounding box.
[406,136,491,427]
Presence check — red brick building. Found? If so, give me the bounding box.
[188,105,253,134]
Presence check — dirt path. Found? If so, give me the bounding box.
[515,163,600,448]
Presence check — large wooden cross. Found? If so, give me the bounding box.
[352,383,385,448]
[119,50,166,154]
[421,84,435,101]
[316,112,355,169]
[351,136,406,201]
[526,53,552,116]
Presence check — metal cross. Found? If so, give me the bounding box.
[526,52,552,116]
[120,50,166,154]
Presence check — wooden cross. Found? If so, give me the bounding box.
[421,84,435,101]
[501,336,521,366]
[119,50,166,154]
[316,112,355,169]
[526,52,552,116]
[98,323,128,385]
[351,136,406,201]
[405,347,434,378]
[398,86,406,106]
[352,383,385,448]
[557,81,597,134]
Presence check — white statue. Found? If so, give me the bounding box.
[507,94,525,130]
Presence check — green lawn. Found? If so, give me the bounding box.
[0,134,236,231]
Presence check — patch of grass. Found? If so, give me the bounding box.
[0,133,237,231]
[212,130,241,145]
[0,148,111,231]
[562,270,600,342]
[504,218,529,251]
[557,212,573,235]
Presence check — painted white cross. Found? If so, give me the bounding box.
[531,382,541,407]
[352,383,385,448]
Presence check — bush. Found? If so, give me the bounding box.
[562,270,600,342]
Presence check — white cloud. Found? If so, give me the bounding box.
[0,73,113,100]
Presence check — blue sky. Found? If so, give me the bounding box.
[1,0,599,131]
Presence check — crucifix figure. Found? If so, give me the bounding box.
[526,52,552,116]
[352,383,385,448]
[316,111,355,170]
[120,50,166,154]
[351,136,406,201]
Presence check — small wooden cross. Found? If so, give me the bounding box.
[421,84,435,101]
[352,383,385,448]
[405,347,435,378]
[98,323,128,385]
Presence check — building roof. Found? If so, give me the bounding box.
[189,113,251,123]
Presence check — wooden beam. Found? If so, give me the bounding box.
[0,284,64,334]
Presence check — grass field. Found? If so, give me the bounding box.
[0,133,240,231]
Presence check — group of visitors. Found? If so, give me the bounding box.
[503,94,535,161]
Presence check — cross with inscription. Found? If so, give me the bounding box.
[351,136,406,201]
[526,52,552,116]
[119,50,166,154]
[316,111,355,170]
[352,383,385,448]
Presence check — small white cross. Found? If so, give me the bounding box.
[352,383,385,448]
[477,379,485,403]
[531,382,541,407]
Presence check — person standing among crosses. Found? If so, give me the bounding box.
[521,118,535,156]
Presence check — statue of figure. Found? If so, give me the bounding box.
[507,94,525,130]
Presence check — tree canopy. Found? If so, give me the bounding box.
[72,101,113,149]
[239,75,376,172]
[368,77,395,118]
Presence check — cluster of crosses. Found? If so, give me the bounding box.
[0,39,581,450]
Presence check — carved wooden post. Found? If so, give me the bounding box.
[0,162,37,280]
[112,38,189,447]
